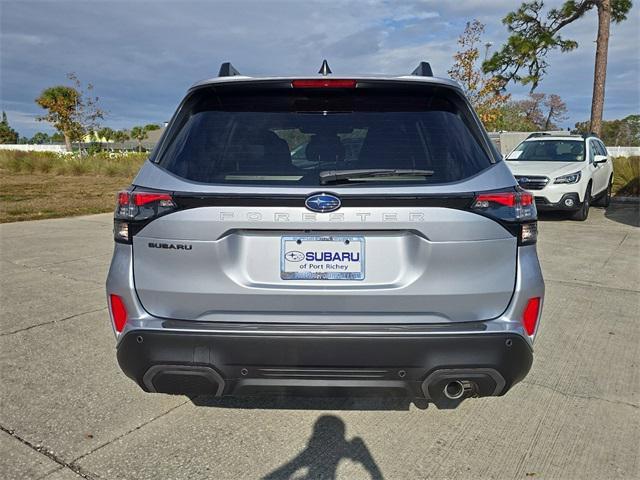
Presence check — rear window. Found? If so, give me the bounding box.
[156,85,493,186]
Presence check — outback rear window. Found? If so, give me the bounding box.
[155,84,493,186]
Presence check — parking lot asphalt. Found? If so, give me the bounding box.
[1,204,638,480]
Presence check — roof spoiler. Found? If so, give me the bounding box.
[411,61,433,77]
[218,62,242,77]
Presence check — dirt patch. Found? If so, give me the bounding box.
[0,172,131,223]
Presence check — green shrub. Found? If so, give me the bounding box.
[69,158,92,175]
[0,150,147,177]
[612,156,640,197]
[102,162,121,177]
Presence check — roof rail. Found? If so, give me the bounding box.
[526,132,553,139]
[581,132,599,139]
[526,131,579,139]
[411,62,433,77]
[218,62,241,77]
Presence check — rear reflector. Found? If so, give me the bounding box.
[522,297,541,336]
[291,79,357,88]
[109,294,128,333]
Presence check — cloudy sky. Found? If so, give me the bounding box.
[1,0,638,137]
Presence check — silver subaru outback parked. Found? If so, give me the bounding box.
[106,61,544,408]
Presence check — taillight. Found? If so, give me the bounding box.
[114,190,176,243]
[472,190,537,245]
[109,294,128,333]
[522,297,541,336]
[291,79,357,88]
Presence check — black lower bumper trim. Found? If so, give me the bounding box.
[536,193,581,211]
[117,328,533,402]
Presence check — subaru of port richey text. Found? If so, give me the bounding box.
[106,61,544,408]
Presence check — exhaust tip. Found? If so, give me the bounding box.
[444,380,465,400]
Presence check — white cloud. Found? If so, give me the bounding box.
[1,0,638,136]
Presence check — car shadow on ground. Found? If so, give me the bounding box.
[537,203,639,227]
[604,202,640,227]
[537,211,574,222]
[191,394,428,411]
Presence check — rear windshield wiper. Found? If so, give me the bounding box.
[319,169,434,185]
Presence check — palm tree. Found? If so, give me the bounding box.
[35,86,81,152]
[112,130,129,149]
[130,126,148,152]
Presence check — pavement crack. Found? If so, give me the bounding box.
[1,256,105,284]
[544,277,640,294]
[32,268,104,287]
[69,399,190,465]
[36,253,112,268]
[1,425,96,480]
[522,380,639,410]
[0,307,107,336]
[602,232,629,268]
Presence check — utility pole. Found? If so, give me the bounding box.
[484,42,493,61]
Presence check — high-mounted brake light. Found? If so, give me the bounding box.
[291,79,357,88]
[522,297,541,336]
[109,294,128,333]
[114,190,177,243]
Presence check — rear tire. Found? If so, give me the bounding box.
[571,184,591,221]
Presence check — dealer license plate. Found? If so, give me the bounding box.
[280,236,365,280]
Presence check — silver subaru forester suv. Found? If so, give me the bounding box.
[106,61,544,408]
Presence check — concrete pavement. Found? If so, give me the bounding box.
[1,205,638,479]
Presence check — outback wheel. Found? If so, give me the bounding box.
[595,176,613,208]
[571,184,591,221]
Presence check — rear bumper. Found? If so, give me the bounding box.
[117,325,533,407]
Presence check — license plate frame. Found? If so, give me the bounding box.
[280,235,365,280]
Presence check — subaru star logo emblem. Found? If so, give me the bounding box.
[284,251,305,262]
[518,177,529,183]
[305,193,341,213]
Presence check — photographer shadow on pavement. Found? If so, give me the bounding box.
[263,415,384,480]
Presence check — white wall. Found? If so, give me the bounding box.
[606,146,640,158]
[0,144,69,153]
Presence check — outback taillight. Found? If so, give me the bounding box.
[472,190,537,245]
[114,190,176,243]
